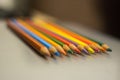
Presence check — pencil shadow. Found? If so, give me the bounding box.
[7,26,48,61]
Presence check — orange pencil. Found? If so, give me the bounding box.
[7,20,51,56]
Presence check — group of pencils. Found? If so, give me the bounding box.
[7,14,112,57]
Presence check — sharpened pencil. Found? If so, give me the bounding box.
[7,20,51,56]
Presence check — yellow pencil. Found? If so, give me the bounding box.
[32,17,95,54]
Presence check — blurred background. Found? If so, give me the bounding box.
[0,0,119,38]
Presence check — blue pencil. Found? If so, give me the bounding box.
[10,18,60,56]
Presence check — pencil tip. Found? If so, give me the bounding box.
[60,50,67,56]
[57,45,67,55]
[107,48,112,52]
[81,49,89,55]
[55,52,60,56]
[74,49,81,53]
[87,47,95,54]
[95,44,106,53]
[40,47,51,57]
[94,48,101,53]
[62,51,67,56]
[68,50,74,54]
[102,44,112,52]
[47,53,51,57]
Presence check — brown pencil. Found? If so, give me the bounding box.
[7,20,51,56]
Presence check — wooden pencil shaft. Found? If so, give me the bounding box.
[7,20,47,55]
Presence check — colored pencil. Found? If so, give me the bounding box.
[32,17,95,54]
[26,19,81,54]
[7,20,51,56]
[11,18,60,56]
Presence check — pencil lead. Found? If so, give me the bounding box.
[81,49,89,55]
[55,52,60,56]
[68,50,74,54]
[61,51,67,56]
[94,48,101,53]
[107,48,112,52]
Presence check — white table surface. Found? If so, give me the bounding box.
[0,20,120,80]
